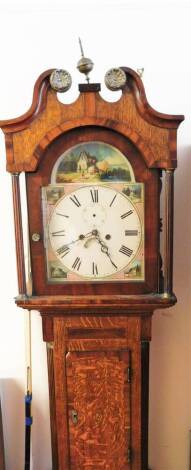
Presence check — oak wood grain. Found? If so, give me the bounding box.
[0,67,184,469]
[52,315,143,469]
[16,293,176,313]
[47,344,58,470]
[0,69,184,173]
[67,350,131,469]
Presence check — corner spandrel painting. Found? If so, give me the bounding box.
[51,142,135,184]
[42,141,144,283]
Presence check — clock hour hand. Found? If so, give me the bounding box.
[61,231,93,247]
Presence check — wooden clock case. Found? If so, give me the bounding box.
[0,68,184,469]
[27,125,159,296]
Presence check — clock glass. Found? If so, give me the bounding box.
[42,142,144,283]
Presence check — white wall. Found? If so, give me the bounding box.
[0,1,190,469]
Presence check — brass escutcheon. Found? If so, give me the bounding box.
[71,409,78,425]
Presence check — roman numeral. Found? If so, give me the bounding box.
[121,210,133,219]
[70,195,81,207]
[110,194,117,207]
[56,245,70,257]
[90,189,98,203]
[125,230,138,236]
[92,262,98,275]
[51,230,66,237]
[119,245,133,257]
[72,257,81,271]
[56,212,69,218]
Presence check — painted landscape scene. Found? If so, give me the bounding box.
[53,142,134,183]
[122,183,143,203]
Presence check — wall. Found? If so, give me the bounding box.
[0,1,190,469]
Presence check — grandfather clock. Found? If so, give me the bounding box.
[0,62,184,469]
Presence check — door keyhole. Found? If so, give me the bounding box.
[71,409,78,425]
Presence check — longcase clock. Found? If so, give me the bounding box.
[0,66,184,469]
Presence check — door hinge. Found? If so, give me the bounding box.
[127,366,132,383]
[127,446,132,463]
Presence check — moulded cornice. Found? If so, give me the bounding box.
[121,67,184,129]
[0,67,184,134]
[0,68,184,172]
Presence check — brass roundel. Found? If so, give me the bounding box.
[32,232,41,242]
[50,69,72,92]
[104,67,127,91]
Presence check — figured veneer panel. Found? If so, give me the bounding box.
[66,350,131,470]
[53,316,142,469]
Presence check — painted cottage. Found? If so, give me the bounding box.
[77,151,89,173]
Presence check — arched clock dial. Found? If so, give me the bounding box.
[48,185,142,279]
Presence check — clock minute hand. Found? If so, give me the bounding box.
[95,234,118,270]
[104,249,118,270]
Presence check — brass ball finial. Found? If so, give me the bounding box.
[77,38,94,84]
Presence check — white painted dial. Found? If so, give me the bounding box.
[48,185,142,279]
